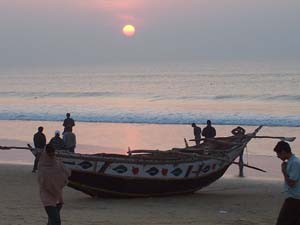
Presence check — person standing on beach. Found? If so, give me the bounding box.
[38,144,70,225]
[32,126,47,173]
[202,120,216,139]
[63,113,75,133]
[49,130,65,151]
[63,128,76,153]
[273,141,300,225]
[191,123,201,146]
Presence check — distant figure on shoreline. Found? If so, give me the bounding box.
[63,127,76,153]
[38,144,70,225]
[63,113,75,133]
[273,141,300,225]
[49,130,65,151]
[202,120,216,139]
[32,126,46,173]
[191,123,201,146]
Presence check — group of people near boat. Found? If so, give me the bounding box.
[189,121,300,225]
[31,117,300,225]
[32,113,76,173]
[191,120,216,145]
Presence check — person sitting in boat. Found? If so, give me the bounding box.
[63,113,75,133]
[63,127,76,153]
[49,130,65,151]
[32,126,47,173]
[231,126,246,136]
[202,120,216,139]
[191,123,201,146]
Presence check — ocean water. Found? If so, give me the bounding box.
[0,61,299,127]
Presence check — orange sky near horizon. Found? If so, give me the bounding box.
[0,0,299,65]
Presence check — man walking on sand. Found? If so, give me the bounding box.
[273,141,300,225]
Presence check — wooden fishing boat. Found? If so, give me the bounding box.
[47,126,263,197]
[1,125,297,197]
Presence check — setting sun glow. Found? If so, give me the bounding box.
[122,24,136,37]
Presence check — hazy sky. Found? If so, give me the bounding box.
[0,0,299,67]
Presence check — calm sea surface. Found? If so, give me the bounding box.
[0,61,299,126]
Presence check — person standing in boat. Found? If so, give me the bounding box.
[202,120,216,139]
[63,127,76,153]
[49,130,65,151]
[32,126,47,173]
[273,141,300,225]
[191,123,201,146]
[231,126,245,136]
[63,113,75,133]
[38,143,70,225]
[231,126,246,177]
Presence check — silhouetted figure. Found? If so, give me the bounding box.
[63,128,76,153]
[32,126,46,173]
[202,120,216,139]
[191,123,201,146]
[231,126,246,177]
[231,126,245,136]
[63,113,75,133]
[273,141,300,225]
[49,130,65,151]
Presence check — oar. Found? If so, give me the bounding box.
[189,138,215,142]
[0,146,32,150]
[128,149,162,154]
[251,136,296,142]
[189,138,241,145]
[232,162,266,172]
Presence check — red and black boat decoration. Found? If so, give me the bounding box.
[53,126,263,197]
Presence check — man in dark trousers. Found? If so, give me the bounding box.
[274,141,300,225]
[202,120,216,139]
[63,113,75,133]
[32,126,46,173]
[63,127,76,153]
[191,123,201,146]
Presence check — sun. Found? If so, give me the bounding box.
[122,24,136,37]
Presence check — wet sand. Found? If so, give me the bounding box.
[0,120,299,164]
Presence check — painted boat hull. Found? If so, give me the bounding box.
[68,165,229,197]
[54,126,263,198]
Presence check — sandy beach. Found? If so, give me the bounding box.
[0,120,298,224]
[1,0,299,223]
[1,163,283,225]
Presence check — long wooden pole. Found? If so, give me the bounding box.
[0,146,32,150]
[232,162,266,172]
[252,136,296,142]
[190,135,296,143]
